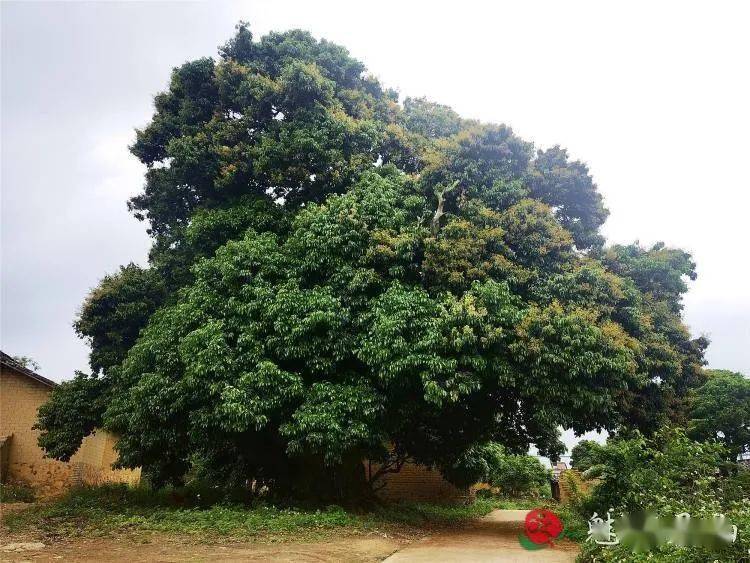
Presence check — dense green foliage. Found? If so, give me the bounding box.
[3,483,503,539]
[38,23,707,497]
[483,445,549,496]
[35,371,110,460]
[448,442,549,495]
[688,368,750,462]
[570,440,604,472]
[575,428,750,562]
[73,264,166,374]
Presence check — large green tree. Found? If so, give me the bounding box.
[688,369,750,462]
[570,439,605,472]
[38,23,706,497]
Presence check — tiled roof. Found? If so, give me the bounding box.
[0,351,57,387]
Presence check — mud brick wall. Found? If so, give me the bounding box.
[368,460,473,504]
[558,469,596,504]
[0,366,140,497]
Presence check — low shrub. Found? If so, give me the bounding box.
[452,442,550,497]
[2,483,507,539]
[574,428,750,562]
[570,440,605,473]
[0,483,35,503]
[487,453,549,497]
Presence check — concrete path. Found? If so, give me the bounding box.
[383,509,579,562]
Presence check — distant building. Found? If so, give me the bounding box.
[552,460,569,478]
[0,352,139,497]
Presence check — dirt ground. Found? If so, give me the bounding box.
[383,509,579,562]
[1,507,580,562]
[0,534,406,562]
[0,501,409,563]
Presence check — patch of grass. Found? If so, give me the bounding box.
[366,497,502,527]
[479,495,549,510]
[2,484,508,541]
[555,504,589,543]
[0,483,35,503]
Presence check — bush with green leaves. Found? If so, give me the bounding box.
[576,428,750,562]
[482,444,549,497]
[37,23,708,499]
[581,428,729,515]
[570,440,605,472]
[490,454,549,497]
[449,442,549,496]
[0,483,35,503]
[688,368,750,463]
[2,483,511,539]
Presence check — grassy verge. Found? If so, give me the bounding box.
[0,483,36,503]
[555,504,589,543]
[1,484,512,541]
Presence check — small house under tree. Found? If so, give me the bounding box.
[0,351,139,497]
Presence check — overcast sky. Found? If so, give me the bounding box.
[2,0,749,404]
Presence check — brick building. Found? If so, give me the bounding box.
[0,352,139,497]
[368,460,473,504]
[364,451,475,504]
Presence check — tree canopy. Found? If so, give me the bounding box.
[464,443,549,496]
[38,23,707,497]
[688,369,750,462]
[570,439,605,472]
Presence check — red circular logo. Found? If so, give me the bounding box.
[523,508,564,546]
